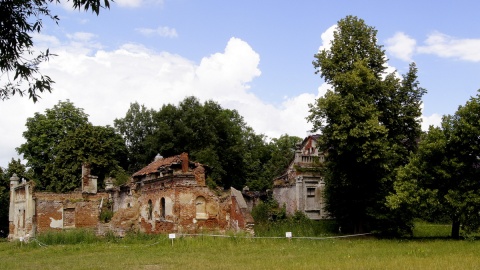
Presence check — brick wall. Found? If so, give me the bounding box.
[34,192,108,233]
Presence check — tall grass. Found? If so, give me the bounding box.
[254,218,337,237]
[251,199,338,237]
[36,229,98,245]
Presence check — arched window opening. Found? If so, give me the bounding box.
[160,197,166,219]
[147,199,153,220]
[195,196,207,220]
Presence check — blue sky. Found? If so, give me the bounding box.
[1,0,480,168]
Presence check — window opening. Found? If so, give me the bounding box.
[147,199,153,220]
[195,196,207,219]
[160,197,165,219]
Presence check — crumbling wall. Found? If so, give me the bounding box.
[34,192,108,233]
[133,177,229,234]
[8,179,35,240]
[272,185,298,215]
[230,188,254,234]
[81,163,98,194]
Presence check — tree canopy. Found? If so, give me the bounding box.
[308,16,425,234]
[115,97,299,190]
[0,0,111,102]
[388,91,480,238]
[17,100,127,192]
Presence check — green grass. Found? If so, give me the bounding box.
[2,235,480,269]
[413,221,453,238]
[1,223,479,269]
[254,219,337,237]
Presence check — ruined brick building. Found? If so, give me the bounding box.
[8,153,253,240]
[272,135,329,220]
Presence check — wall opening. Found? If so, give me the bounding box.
[147,199,153,220]
[195,196,207,220]
[160,197,165,219]
[23,209,26,229]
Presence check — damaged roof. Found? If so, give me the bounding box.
[132,155,183,177]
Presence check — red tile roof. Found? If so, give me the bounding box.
[132,155,182,177]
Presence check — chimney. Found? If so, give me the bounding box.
[81,163,97,194]
[82,163,91,187]
[180,153,189,173]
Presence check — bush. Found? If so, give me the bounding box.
[99,208,114,223]
[251,198,286,223]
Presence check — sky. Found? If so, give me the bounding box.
[1,0,480,169]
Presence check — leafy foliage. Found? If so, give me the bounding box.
[17,100,127,192]
[252,198,337,237]
[308,16,425,234]
[113,102,156,173]
[245,134,301,191]
[0,0,110,102]
[115,97,297,190]
[388,91,480,238]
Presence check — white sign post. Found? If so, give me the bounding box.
[286,232,292,242]
[169,233,176,246]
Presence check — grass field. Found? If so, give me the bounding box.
[1,223,479,269]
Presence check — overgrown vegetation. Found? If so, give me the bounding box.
[36,229,99,245]
[99,200,114,223]
[251,198,337,237]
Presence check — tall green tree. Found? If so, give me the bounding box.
[17,100,89,189]
[308,16,425,234]
[17,100,127,192]
[49,124,128,192]
[155,97,249,189]
[388,92,480,238]
[1,0,111,102]
[114,102,157,173]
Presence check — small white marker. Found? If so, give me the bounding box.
[169,233,175,246]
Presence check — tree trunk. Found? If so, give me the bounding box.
[451,219,460,239]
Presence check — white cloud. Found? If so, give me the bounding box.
[57,0,164,9]
[115,0,144,8]
[0,36,316,168]
[67,32,97,42]
[115,0,164,8]
[418,31,480,62]
[421,113,442,131]
[385,32,416,62]
[136,26,178,38]
[317,83,330,98]
[318,24,337,52]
